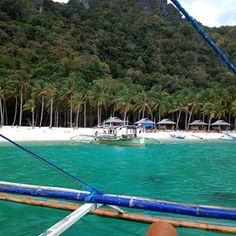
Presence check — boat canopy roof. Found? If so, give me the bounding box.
[211,120,231,126]
[117,125,137,129]
[157,119,176,125]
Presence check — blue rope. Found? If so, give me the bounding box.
[0,133,103,195]
[85,192,96,202]
[170,0,236,75]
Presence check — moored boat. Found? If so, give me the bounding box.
[220,133,236,141]
[169,134,185,140]
[91,125,145,146]
[94,135,145,146]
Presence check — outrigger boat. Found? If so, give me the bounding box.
[91,125,145,146]
[169,134,185,140]
[220,133,236,142]
[93,135,145,146]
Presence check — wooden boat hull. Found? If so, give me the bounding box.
[93,137,145,146]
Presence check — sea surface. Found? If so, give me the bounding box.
[0,140,235,236]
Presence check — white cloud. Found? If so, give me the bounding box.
[168,0,236,27]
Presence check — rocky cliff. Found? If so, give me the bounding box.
[23,0,44,13]
[74,0,181,20]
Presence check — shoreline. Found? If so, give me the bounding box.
[0,126,235,143]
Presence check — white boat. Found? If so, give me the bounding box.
[169,134,185,140]
[220,133,236,141]
[70,135,95,143]
[91,125,145,146]
[92,135,145,146]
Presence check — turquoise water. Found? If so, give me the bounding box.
[0,141,236,235]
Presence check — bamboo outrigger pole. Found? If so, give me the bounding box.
[39,203,102,236]
[0,193,236,234]
[1,181,236,220]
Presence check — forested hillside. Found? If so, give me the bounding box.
[0,0,235,129]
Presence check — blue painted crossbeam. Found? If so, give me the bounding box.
[0,182,236,220]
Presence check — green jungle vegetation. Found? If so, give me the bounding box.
[0,0,236,129]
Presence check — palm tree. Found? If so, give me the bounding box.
[44,84,57,128]
[83,90,88,127]
[214,88,231,108]
[7,77,20,126]
[89,80,109,126]
[72,92,84,128]
[0,87,4,127]
[104,79,123,118]
[187,93,202,130]
[148,85,170,121]
[53,90,66,127]
[114,88,133,124]
[23,99,36,128]
[169,92,188,130]
[215,103,227,120]
[202,102,218,131]
[230,100,236,130]
[0,77,10,126]
[32,80,47,127]
[62,79,77,128]
[17,76,29,127]
[134,90,152,120]
[215,88,231,122]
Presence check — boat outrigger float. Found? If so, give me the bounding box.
[1,181,236,220]
[0,181,236,235]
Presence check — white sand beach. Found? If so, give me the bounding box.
[0,126,99,142]
[0,126,235,143]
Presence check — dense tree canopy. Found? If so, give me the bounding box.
[0,0,235,129]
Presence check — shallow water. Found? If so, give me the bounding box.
[0,141,235,235]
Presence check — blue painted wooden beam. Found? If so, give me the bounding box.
[0,183,236,220]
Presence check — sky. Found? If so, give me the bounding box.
[52,0,236,27]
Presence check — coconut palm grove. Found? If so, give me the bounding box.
[0,0,236,129]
